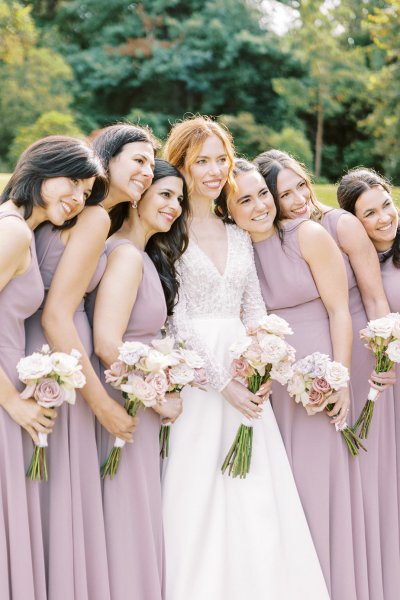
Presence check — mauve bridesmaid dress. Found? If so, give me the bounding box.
[322,208,400,600]
[253,218,368,600]
[0,211,47,599]
[97,238,166,600]
[25,222,110,600]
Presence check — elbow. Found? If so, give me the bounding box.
[94,335,116,367]
[41,306,67,341]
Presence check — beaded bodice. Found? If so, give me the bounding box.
[168,224,266,390]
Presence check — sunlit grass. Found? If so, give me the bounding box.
[0,173,10,191]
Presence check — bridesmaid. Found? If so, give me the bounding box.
[24,124,156,600]
[337,166,400,550]
[92,158,189,600]
[217,158,368,600]
[0,135,102,600]
[254,150,400,600]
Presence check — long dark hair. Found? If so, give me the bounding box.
[337,167,400,268]
[145,159,190,314]
[92,123,158,234]
[0,135,107,227]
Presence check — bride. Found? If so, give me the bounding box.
[162,116,329,600]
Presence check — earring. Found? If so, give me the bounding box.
[132,201,138,209]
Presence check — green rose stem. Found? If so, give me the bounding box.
[101,392,140,479]
[325,401,367,457]
[221,368,270,479]
[352,346,394,439]
[159,424,170,459]
[26,445,48,481]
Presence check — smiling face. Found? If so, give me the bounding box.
[138,175,184,237]
[108,141,155,204]
[354,186,399,251]
[40,176,94,225]
[184,135,229,202]
[276,168,312,219]
[228,170,276,241]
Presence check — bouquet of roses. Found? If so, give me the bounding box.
[354,313,400,438]
[287,352,365,456]
[16,345,85,481]
[221,314,296,479]
[153,337,207,459]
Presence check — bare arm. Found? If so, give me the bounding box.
[41,207,136,441]
[299,220,352,425]
[337,213,390,319]
[0,219,56,443]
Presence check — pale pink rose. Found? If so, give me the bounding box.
[325,361,349,391]
[105,361,127,388]
[258,333,287,365]
[34,378,65,407]
[121,375,157,407]
[169,363,195,387]
[193,367,208,387]
[231,358,253,379]
[20,382,37,400]
[17,352,53,382]
[146,372,169,398]
[312,377,332,395]
[258,314,293,337]
[386,340,400,363]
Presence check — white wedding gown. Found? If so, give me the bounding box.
[162,224,329,600]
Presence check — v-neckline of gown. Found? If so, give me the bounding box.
[190,223,231,278]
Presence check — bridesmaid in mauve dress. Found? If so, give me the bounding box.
[24,124,156,600]
[255,150,400,600]
[92,158,189,600]
[218,159,368,600]
[338,166,400,552]
[0,136,101,599]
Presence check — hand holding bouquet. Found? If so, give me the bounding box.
[287,352,365,456]
[354,313,400,438]
[222,314,296,479]
[17,345,85,480]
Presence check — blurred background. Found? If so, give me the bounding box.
[1,0,399,200]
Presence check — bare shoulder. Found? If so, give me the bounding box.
[298,219,336,260]
[336,211,369,245]
[64,205,110,244]
[0,214,31,249]
[108,239,144,267]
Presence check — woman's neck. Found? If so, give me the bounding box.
[115,207,148,250]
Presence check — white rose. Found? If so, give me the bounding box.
[16,352,53,382]
[169,363,195,386]
[178,349,205,369]
[229,336,253,360]
[270,361,294,385]
[386,340,400,363]
[258,333,288,365]
[388,313,400,339]
[140,349,176,373]
[60,385,77,405]
[61,369,86,389]
[118,341,149,366]
[151,336,176,355]
[50,352,81,377]
[368,316,395,340]
[324,361,349,391]
[258,314,293,337]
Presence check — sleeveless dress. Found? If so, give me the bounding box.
[0,211,47,600]
[322,209,400,600]
[24,222,110,600]
[379,251,400,538]
[253,219,367,600]
[98,239,166,600]
[162,224,329,600]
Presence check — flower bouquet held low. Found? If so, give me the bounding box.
[354,313,400,438]
[155,337,207,459]
[287,352,365,456]
[222,314,296,479]
[17,345,85,481]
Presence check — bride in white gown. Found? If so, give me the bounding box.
[162,116,329,600]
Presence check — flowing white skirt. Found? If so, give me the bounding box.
[162,316,329,600]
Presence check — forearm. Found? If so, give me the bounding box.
[327,308,353,370]
[362,296,391,321]
[94,333,121,371]
[0,367,20,411]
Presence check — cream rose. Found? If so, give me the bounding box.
[368,316,395,340]
[386,340,400,363]
[16,352,53,382]
[258,314,293,337]
[324,361,349,390]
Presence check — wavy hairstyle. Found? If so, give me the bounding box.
[0,135,107,227]
[145,159,189,314]
[337,167,400,268]
[253,149,322,221]
[163,115,236,201]
[92,123,159,235]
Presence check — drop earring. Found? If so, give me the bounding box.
[132,201,138,209]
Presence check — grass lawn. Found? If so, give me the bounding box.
[0,173,10,191]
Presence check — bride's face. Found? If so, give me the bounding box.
[184,135,229,201]
[228,170,276,242]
